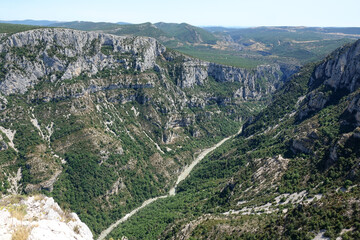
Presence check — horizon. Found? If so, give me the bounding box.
[1,19,360,29]
[1,0,360,28]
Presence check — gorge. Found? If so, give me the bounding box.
[0,25,359,240]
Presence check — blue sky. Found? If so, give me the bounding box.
[1,0,360,27]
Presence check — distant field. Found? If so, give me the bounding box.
[175,46,266,69]
[269,38,355,62]
[174,37,355,68]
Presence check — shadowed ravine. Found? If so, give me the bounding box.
[97,127,242,240]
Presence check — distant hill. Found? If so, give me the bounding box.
[50,21,219,45]
[0,20,61,26]
[116,22,132,25]
[202,26,231,32]
[47,21,220,49]
[154,22,218,44]
[321,27,360,35]
[49,21,123,31]
[107,22,171,39]
[0,23,44,34]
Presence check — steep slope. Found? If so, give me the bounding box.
[107,40,360,240]
[0,28,290,236]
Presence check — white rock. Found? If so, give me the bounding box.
[0,195,93,240]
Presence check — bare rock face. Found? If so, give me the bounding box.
[345,93,360,126]
[291,138,313,154]
[299,40,360,120]
[0,141,7,151]
[172,58,288,100]
[0,195,93,240]
[0,28,165,95]
[208,64,282,100]
[24,170,62,193]
[176,59,208,88]
[298,91,328,120]
[0,94,7,110]
[310,39,360,93]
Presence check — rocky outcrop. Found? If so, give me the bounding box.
[208,63,283,100]
[0,194,93,240]
[344,93,360,126]
[0,140,7,151]
[299,39,360,120]
[24,170,62,193]
[310,40,360,93]
[171,57,290,100]
[0,28,165,95]
[175,59,208,88]
[0,94,7,110]
[290,138,313,154]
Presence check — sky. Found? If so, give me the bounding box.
[1,0,360,27]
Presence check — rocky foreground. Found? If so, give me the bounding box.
[0,194,93,240]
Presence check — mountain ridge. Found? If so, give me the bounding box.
[1,21,358,69]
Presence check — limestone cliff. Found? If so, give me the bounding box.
[0,28,165,95]
[0,28,291,100]
[299,39,360,120]
[0,194,93,240]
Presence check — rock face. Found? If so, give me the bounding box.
[0,28,291,99]
[0,133,8,151]
[171,60,286,100]
[0,28,165,95]
[299,39,360,119]
[209,63,284,100]
[0,194,93,240]
[311,40,360,93]
[344,93,360,126]
[165,54,292,101]
[290,40,360,169]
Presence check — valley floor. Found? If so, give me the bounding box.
[98,127,242,240]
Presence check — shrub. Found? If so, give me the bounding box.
[9,204,27,221]
[11,225,31,240]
